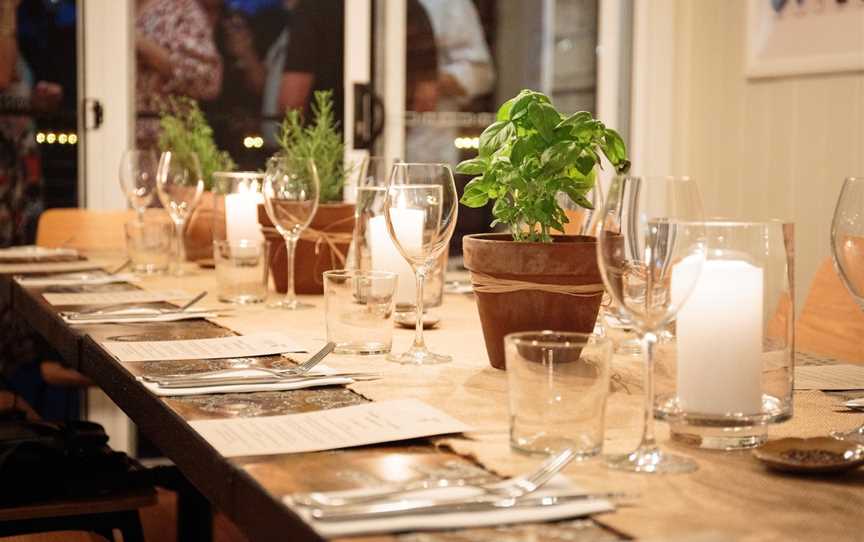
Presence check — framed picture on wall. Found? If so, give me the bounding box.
[746,0,864,78]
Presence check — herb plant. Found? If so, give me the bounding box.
[278,90,347,203]
[158,97,236,190]
[456,89,629,243]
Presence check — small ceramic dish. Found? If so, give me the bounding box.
[753,437,864,474]
[394,311,441,330]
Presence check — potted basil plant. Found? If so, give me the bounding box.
[457,89,629,369]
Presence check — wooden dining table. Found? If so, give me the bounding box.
[2,255,864,542]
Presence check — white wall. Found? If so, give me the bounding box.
[634,0,864,309]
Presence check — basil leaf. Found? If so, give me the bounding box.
[460,177,491,208]
[456,157,489,175]
[479,121,514,157]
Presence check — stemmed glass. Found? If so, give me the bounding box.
[119,149,158,222]
[263,156,320,310]
[384,163,458,365]
[830,177,864,442]
[156,151,204,276]
[596,175,706,473]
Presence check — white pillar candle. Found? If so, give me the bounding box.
[225,191,264,244]
[368,210,423,303]
[673,258,764,415]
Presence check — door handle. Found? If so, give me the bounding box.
[353,83,384,150]
[82,98,104,130]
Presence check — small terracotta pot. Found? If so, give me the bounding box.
[258,202,355,295]
[462,233,608,370]
[184,191,215,262]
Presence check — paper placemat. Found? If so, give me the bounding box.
[189,398,472,457]
[18,273,138,287]
[0,260,104,274]
[0,246,78,261]
[43,289,191,306]
[101,332,306,363]
[794,364,864,390]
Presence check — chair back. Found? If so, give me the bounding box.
[36,209,151,250]
[797,257,864,362]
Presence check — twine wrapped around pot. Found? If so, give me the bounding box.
[469,271,605,297]
[262,214,354,284]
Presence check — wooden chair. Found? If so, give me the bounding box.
[797,257,864,363]
[1,209,160,540]
[35,208,138,250]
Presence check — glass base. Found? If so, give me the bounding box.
[605,445,698,474]
[832,426,864,444]
[268,298,314,310]
[170,266,197,277]
[670,423,767,450]
[219,294,266,305]
[387,346,451,365]
[334,342,392,356]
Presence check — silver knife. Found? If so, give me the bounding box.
[304,492,632,522]
[152,373,382,389]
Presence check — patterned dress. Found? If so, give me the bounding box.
[135,0,223,150]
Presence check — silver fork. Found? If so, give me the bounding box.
[293,447,577,508]
[145,342,336,382]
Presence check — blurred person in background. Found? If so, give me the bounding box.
[277,0,343,127]
[0,0,83,422]
[406,0,494,167]
[199,0,269,169]
[135,0,223,150]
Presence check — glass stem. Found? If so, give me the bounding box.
[284,236,298,304]
[412,268,427,350]
[639,330,659,450]
[136,207,145,223]
[174,220,186,269]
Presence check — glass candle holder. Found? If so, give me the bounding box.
[353,157,445,311]
[212,171,266,247]
[655,220,795,450]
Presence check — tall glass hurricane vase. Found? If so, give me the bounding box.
[596,175,706,474]
[120,149,158,222]
[157,151,204,276]
[830,177,864,442]
[263,156,320,310]
[385,163,458,365]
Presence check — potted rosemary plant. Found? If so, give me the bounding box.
[158,97,236,261]
[457,89,629,369]
[258,90,355,294]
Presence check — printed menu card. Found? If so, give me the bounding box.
[189,399,473,457]
[102,332,306,363]
[795,364,864,390]
[43,289,191,306]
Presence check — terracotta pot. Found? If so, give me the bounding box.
[184,191,215,262]
[258,202,355,295]
[462,233,610,370]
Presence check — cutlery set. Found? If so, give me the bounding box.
[287,448,635,521]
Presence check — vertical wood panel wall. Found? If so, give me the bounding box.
[658,0,864,309]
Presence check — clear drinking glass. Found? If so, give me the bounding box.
[263,156,320,310]
[119,149,158,222]
[156,151,204,276]
[596,175,706,474]
[830,177,864,442]
[213,240,270,304]
[124,220,172,274]
[384,163,458,365]
[354,156,445,309]
[324,270,398,355]
[506,331,612,457]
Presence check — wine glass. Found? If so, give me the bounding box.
[830,177,864,442]
[119,149,158,222]
[263,156,320,310]
[596,175,706,473]
[156,151,204,276]
[384,163,458,365]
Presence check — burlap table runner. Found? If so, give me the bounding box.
[137,270,864,541]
